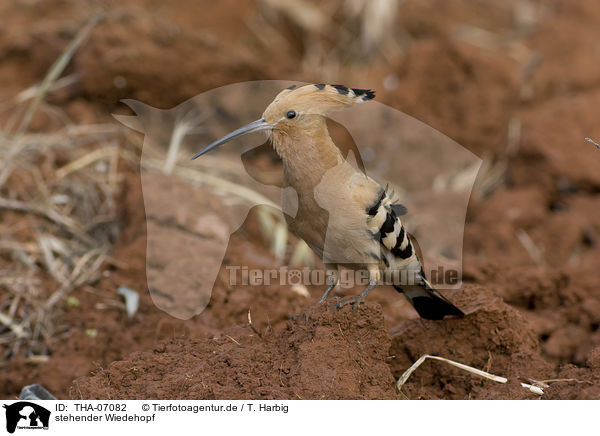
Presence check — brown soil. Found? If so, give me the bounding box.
[71,302,398,400]
[1,0,600,400]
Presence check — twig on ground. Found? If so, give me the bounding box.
[247,310,263,339]
[225,335,241,346]
[397,354,544,397]
[516,228,545,266]
[585,137,600,149]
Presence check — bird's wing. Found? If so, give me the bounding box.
[365,188,414,261]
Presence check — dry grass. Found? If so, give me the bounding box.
[0,15,121,363]
[397,354,545,398]
[248,0,403,78]
[0,126,123,361]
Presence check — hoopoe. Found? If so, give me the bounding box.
[192,84,464,320]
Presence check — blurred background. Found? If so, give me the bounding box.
[1,0,600,399]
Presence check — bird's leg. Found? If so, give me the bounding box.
[335,277,379,311]
[318,267,339,303]
[318,281,336,303]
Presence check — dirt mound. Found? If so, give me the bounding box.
[465,184,600,368]
[75,6,283,108]
[542,364,600,400]
[513,90,600,192]
[70,302,398,400]
[389,39,519,157]
[389,285,551,399]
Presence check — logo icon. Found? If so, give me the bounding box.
[3,402,50,434]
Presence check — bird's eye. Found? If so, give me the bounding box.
[286,110,297,119]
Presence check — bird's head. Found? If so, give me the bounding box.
[191,83,375,159]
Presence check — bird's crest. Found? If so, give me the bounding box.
[265,83,375,119]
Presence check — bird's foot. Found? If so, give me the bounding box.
[334,295,365,311]
[319,295,341,304]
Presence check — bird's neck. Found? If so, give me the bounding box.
[272,119,342,190]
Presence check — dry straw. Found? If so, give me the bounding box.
[0,14,120,362]
[397,354,545,397]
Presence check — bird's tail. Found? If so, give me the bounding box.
[394,279,464,320]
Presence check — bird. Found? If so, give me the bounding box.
[192,83,464,320]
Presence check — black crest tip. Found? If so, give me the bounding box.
[286,84,297,90]
[314,83,326,90]
[352,88,375,100]
[332,84,349,95]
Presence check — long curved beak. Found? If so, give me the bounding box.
[191,118,271,160]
